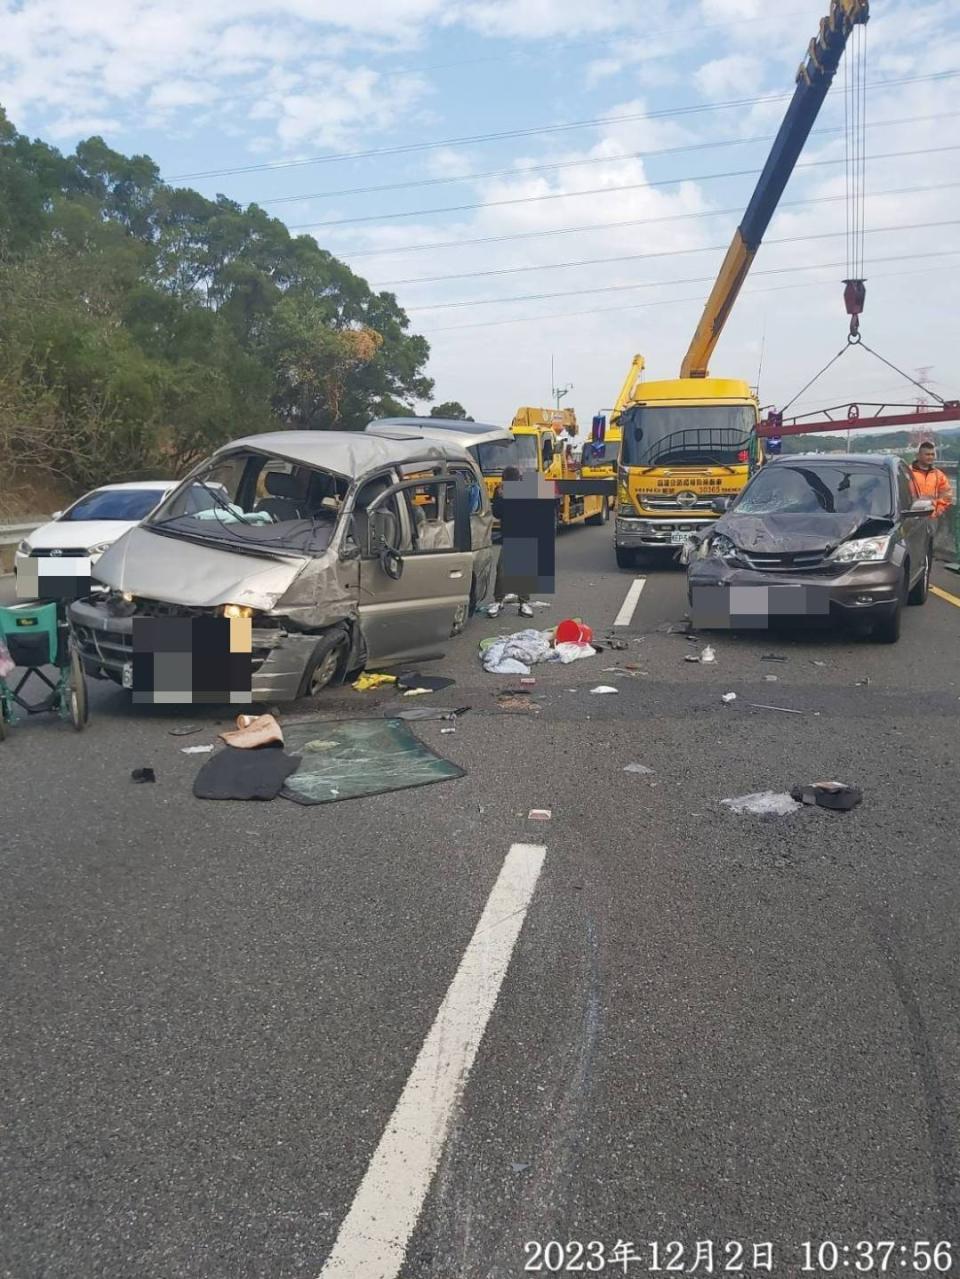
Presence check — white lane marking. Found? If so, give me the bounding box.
[318,842,548,1279]
[613,576,646,627]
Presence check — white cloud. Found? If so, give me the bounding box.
[695,54,764,100]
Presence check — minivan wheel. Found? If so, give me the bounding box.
[907,546,932,605]
[299,631,349,697]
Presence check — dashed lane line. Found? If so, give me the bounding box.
[318,842,548,1279]
[613,577,646,628]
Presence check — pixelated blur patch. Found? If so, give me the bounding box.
[16,557,93,601]
[691,583,832,629]
[132,615,252,704]
[498,471,556,594]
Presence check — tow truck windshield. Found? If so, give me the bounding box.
[620,405,755,468]
[512,434,541,473]
[474,438,521,475]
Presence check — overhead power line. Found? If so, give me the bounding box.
[405,248,960,312]
[372,219,960,287]
[259,111,958,206]
[343,180,959,259]
[166,69,959,182]
[426,259,960,334]
[289,144,960,229]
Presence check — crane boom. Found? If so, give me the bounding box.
[680,0,869,379]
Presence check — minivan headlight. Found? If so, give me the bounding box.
[831,534,893,563]
[221,604,255,619]
[17,540,31,555]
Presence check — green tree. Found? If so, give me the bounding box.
[430,401,474,421]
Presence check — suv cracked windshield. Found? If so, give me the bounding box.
[620,405,755,467]
[734,462,894,518]
[150,451,350,555]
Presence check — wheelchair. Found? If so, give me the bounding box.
[0,600,89,739]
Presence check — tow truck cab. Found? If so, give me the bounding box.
[613,377,760,568]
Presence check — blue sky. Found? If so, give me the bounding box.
[3,0,959,427]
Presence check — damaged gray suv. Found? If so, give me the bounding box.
[70,432,495,700]
[687,454,935,643]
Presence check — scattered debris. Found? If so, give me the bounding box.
[856,677,870,687]
[510,1162,531,1173]
[440,727,456,735]
[519,677,536,686]
[747,703,803,715]
[590,685,619,694]
[181,744,214,754]
[395,706,468,721]
[194,743,302,802]
[686,635,699,644]
[684,654,701,663]
[762,653,787,662]
[721,692,738,703]
[721,791,801,817]
[623,763,655,774]
[402,687,433,697]
[352,671,397,692]
[131,767,156,783]
[701,645,716,663]
[528,809,552,821]
[529,601,552,609]
[169,725,201,737]
[811,660,827,667]
[397,673,456,693]
[763,674,779,682]
[607,638,628,651]
[791,781,862,811]
[220,713,284,750]
[556,619,593,645]
[497,695,540,713]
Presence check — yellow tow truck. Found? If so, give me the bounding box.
[607,0,868,568]
[511,406,609,530]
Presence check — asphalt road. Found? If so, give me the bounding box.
[3,533,960,1279]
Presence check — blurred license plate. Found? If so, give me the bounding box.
[670,531,694,545]
[122,661,133,689]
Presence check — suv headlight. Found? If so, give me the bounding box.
[709,533,738,559]
[830,533,893,563]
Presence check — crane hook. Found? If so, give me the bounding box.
[843,278,866,342]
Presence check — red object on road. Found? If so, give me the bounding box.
[555,619,593,645]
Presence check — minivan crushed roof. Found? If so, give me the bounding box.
[217,429,476,477]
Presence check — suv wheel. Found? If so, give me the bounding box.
[873,572,906,643]
[907,545,932,605]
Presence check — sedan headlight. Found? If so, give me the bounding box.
[708,533,738,559]
[830,533,893,563]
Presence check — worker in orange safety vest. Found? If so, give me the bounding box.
[909,441,953,518]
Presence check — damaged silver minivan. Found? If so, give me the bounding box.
[70,432,495,700]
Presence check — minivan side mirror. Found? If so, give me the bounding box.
[711,496,732,514]
[907,497,934,515]
[380,546,403,580]
[52,510,63,520]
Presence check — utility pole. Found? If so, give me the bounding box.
[551,354,572,411]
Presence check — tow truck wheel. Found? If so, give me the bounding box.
[586,498,609,527]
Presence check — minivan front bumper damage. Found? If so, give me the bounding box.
[69,599,355,702]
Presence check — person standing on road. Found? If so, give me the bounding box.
[909,441,953,518]
[488,466,534,619]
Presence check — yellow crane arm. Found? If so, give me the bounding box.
[680,0,869,379]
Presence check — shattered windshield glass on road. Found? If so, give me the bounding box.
[149,451,351,554]
[735,464,894,518]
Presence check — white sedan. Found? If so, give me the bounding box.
[14,481,180,578]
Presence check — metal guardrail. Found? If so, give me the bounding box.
[0,521,44,547]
